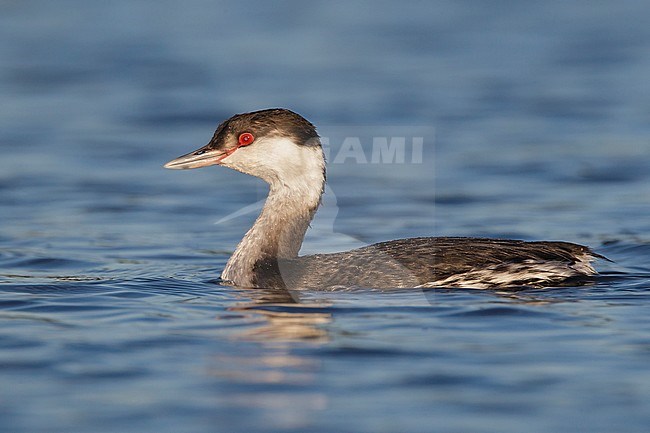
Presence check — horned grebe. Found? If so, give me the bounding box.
[164,108,603,290]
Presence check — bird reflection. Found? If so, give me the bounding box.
[210,287,330,422]
[227,286,333,343]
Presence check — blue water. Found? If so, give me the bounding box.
[2,1,650,432]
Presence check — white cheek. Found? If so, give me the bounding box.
[220,137,325,190]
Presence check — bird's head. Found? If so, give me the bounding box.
[164,108,325,187]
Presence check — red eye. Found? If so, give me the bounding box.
[238,132,254,146]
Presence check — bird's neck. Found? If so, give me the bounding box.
[221,147,325,286]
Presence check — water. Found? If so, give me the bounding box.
[1,1,650,432]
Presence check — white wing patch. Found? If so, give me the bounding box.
[418,253,597,289]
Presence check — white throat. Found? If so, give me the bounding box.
[220,137,326,286]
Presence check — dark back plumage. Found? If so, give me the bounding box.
[249,237,601,290]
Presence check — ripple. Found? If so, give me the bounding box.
[446,306,552,318]
[3,256,98,271]
[320,346,427,358]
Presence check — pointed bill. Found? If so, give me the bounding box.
[163,145,225,170]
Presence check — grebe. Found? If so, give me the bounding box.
[164,108,603,290]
